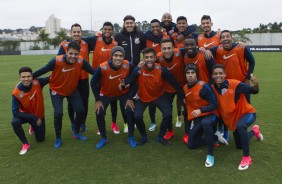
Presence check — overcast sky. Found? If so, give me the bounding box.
[1,0,280,31]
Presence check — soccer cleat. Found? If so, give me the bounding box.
[29,126,34,135]
[182,134,189,145]
[148,122,156,131]
[223,130,230,141]
[54,139,62,148]
[205,155,215,168]
[218,126,224,136]
[80,124,87,133]
[73,133,87,141]
[128,137,138,148]
[175,116,183,127]
[164,130,175,140]
[123,123,128,133]
[111,123,120,134]
[97,130,100,135]
[157,137,172,146]
[19,144,30,155]
[215,131,229,145]
[238,156,252,170]
[252,125,263,141]
[96,138,108,149]
[139,137,148,146]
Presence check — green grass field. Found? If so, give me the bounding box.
[0,53,281,184]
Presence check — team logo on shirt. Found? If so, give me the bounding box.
[98,37,103,41]
[221,88,227,95]
[32,80,38,85]
[204,42,215,48]
[122,41,127,46]
[142,72,153,77]
[62,68,75,72]
[109,74,122,79]
[185,92,191,97]
[30,90,37,100]
[167,63,177,70]
[152,43,158,47]
[101,47,111,52]
[58,57,63,62]
[122,64,127,68]
[175,52,180,57]
[18,92,24,98]
[135,37,140,44]
[155,65,160,69]
[158,57,163,62]
[223,53,236,60]
[102,65,108,70]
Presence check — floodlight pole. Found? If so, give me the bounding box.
[169,0,171,13]
[90,0,93,31]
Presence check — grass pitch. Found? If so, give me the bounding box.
[0,53,281,184]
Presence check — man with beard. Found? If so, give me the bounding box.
[121,48,185,146]
[58,23,90,133]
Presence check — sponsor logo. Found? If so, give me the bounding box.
[62,68,75,72]
[204,42,215,48]
[109,74,122,79]
[30,90,37,100]
[152,43,159,47]
[135,37,140,44]
[185,92,191,97]
[142,72,153,77]
[221,88,227,95]
[101,47,111,52]
[167,63,177,70]
[223,53,236,59]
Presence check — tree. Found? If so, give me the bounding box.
[113,23,122,35]
[37,29,50,47]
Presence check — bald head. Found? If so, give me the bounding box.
[162,12,172,26]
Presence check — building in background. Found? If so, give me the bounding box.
[45,14,61,38]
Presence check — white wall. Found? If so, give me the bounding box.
[246,33,282,45]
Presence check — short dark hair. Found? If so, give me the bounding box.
[123,15,135,22]
[142,47,156,56]
[103,21,113,29]
[150,19,161,24]
[185,35,198,45]
[201,15,211,22]
[160,38,174,46]
[71,23,81,31]
[19,66,32,75]
[185,63,199,76]
[220,30,232,39]
[176,16,187,23]
[67,42,81,51]
[212,64,225,72]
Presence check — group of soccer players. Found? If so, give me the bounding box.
[11,13,263,170]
